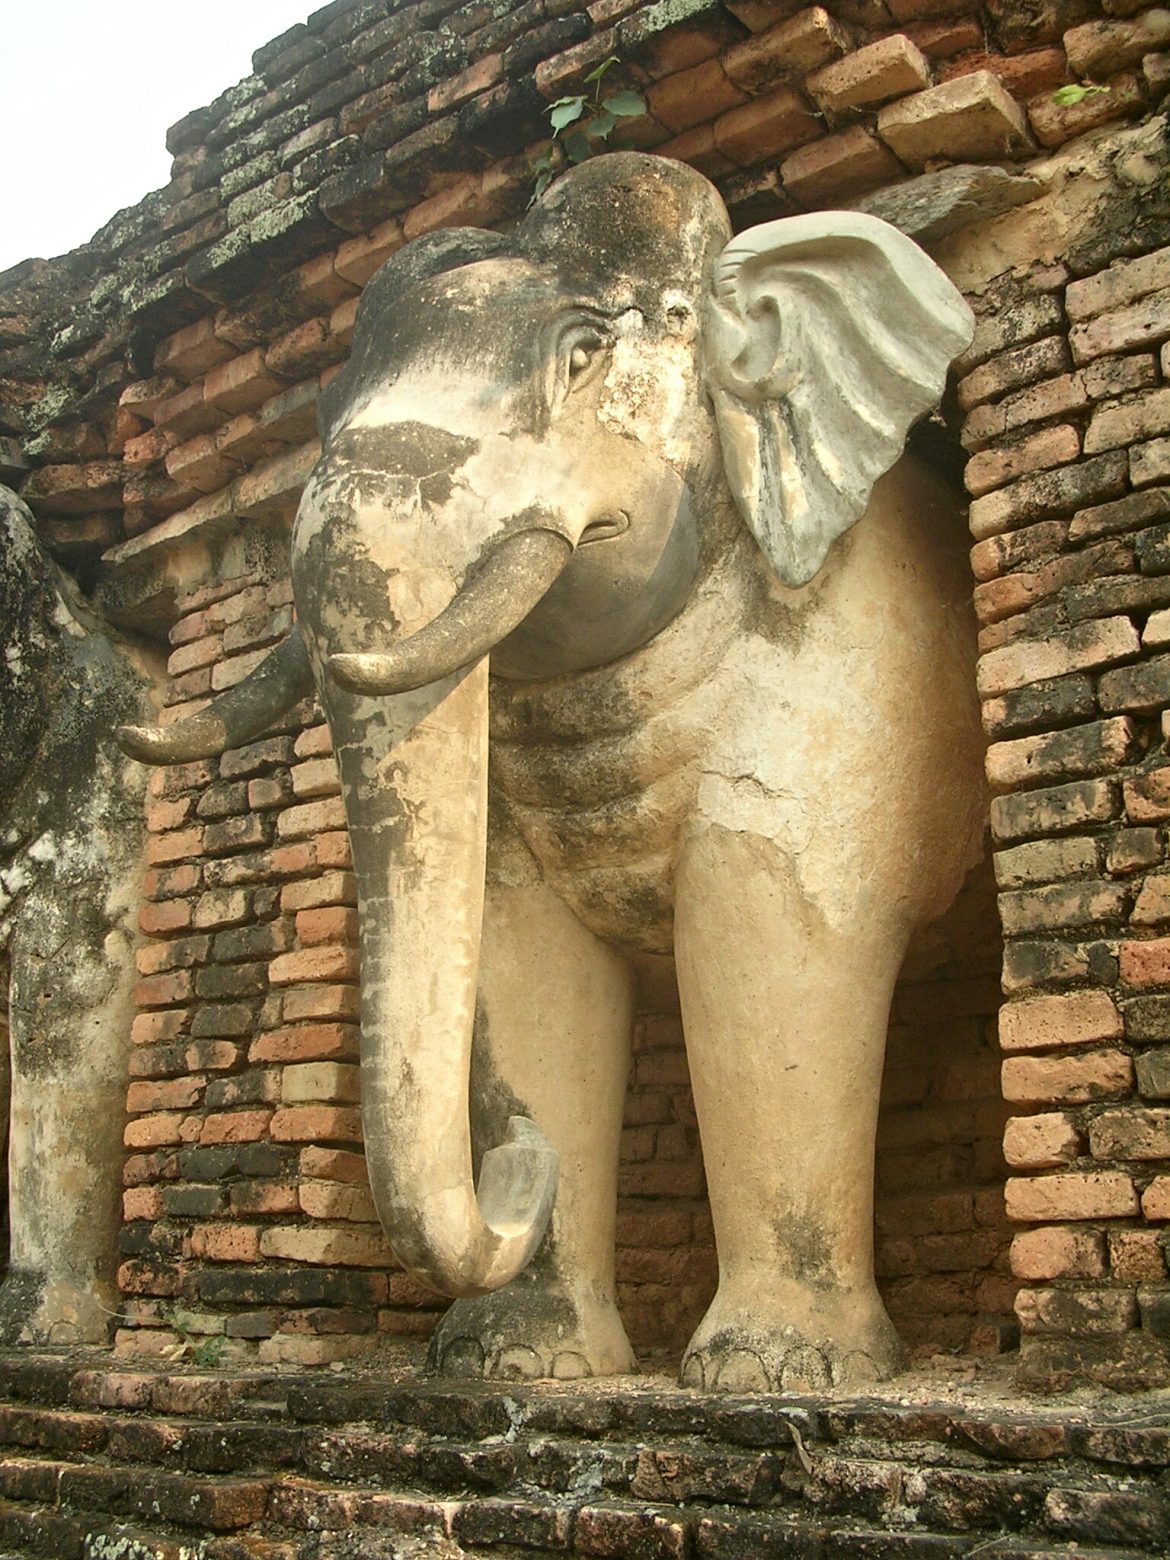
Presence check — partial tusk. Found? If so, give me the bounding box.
[329,528,572,696]
[118,626,314,764]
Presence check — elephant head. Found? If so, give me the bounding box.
[120,154,973,1301]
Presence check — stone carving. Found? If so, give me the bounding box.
[120,154,987,1392]
[0,485,155,1343]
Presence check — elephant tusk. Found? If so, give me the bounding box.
[118,627,314,764]
[328,528,573,696]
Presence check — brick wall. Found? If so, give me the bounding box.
[955,227,1170,1389]
[3,0,1170,1387]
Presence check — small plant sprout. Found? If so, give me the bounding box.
[532,56,648,201]
[1051,82,1111,106]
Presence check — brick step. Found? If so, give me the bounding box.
[0,1354,1164,1556]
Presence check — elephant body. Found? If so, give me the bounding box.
[122,154,986,1392]
[0,485,155,1343]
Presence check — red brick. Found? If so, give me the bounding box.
[269,946,360,986]
[1010,1225,1107,1279]
[779,126,904,205]
[230,1180,300,1215]
[138,900,194,937]
[146,827,204,867]
[276,796,347,840]
[155,316,234,382]
[131,1010,189,1047]
[269,1105,363,1143]
[295,907,359,947]
[722,7,850,92]
[282,1062,361,1104]
[1120,936,1170,988]
[646,59,747,133]
[1003,1112,1082,1168]
[1141,1176,1170,1218]
[1005,1170,1139,1221]
[290,756,340,798]
[199,1110,273,1145]
[258,1224,392,1265]
[965,424,1081,498]
[712,85,820,164]
[999,990,1123,1052]
[265,318,343,382]
[1065,11,1170,78]
[188,1225,262,1263]
[281,872,356,912]
[300,1147,370,1184]
[123,1186,164,1221]
[280,985,360,1024]
[808,34,932,114]
[1070,286,1170,365]
[958,335,1069,413]
[300,1180,378,1222]
[876,70,1032,169]
[134,970,195,1009]
[124,1113,187,1149]
[1067,245,1170,321]
[203,348,285,416]
[977,616,1139,697]
[968,452,1128,541]
[1002,1049,1134,1105]
[986,715,1137,792]
[126,1077,205,1114]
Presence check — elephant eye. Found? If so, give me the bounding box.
[560,327,610,396]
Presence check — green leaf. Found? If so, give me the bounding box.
[533,149,554,173]
[563,129,592,164]
[549,96,586,131]
[583,54,619,84]
[587,108,616,138]
[603,89,646,117]
[1051,82,1109,105]
[532,169,554,203]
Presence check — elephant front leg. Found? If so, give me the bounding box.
[675,824,908,1394]
[428,876,637,1381]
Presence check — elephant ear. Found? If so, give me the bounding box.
[702,212,974,588]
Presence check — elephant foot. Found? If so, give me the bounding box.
[428,1283,636,1381]
[680,1286,905,1395]
[0,1270,113,1346]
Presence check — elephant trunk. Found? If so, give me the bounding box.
[322,552,563,1298]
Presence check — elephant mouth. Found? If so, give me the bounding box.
[579,512,630,545]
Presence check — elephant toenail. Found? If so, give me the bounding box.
[492,1344,544,1378]
[712,1349,770,1392]
[552,1351,592,1379]
[780,1346,831,1392]
[439,1337,485,1375]
[680,1352,706,1389]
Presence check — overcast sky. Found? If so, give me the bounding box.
[1,0,321,274]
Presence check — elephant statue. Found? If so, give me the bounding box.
[120,153,987,1392]
[0,484,156,1343]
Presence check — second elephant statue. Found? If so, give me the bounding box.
[121,153,987,1392]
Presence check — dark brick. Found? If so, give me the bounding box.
[360,99,431,156]
[503,13,591,77]
[1100,654,1170,714]
[196,1265,386,1307]
[161,1183,230,1218]
[204,1070,276,1109]
[982,674,1096,738]
[1065,573,1170,622]
[1136,509,1170,573]
[1123,993,1170,1041]
[196,780,251,819]
[451,1497,572,1549]
[195,962,268,1000]
[202,814,272,857]
[458,79,547,160]
[318,154,395,233]
[189,1002,255,1038]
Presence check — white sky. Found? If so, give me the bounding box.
[0,0,322,273]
